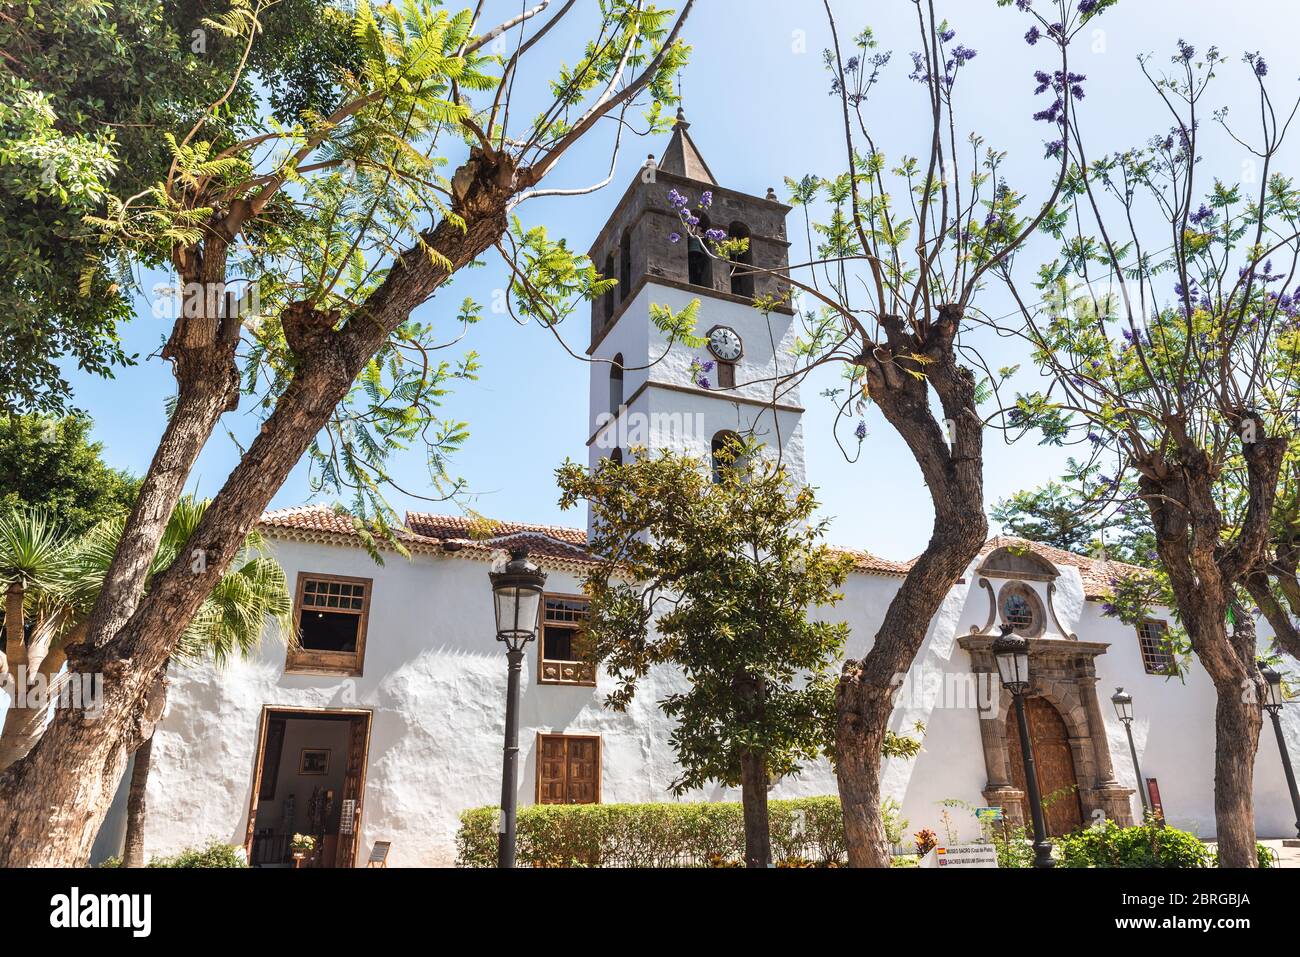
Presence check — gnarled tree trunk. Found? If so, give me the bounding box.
[0,160,523,866]
[834,307,988,867]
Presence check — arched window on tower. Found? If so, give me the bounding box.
[619,230,632,301]
[729,222,754,298]
[688,214,713,288]
[603,252,617,324]
[609,353,624,418]
[711,430,742,484]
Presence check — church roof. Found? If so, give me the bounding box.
[656,109,717,184]
[259,507,1139,601]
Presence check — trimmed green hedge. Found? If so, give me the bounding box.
[457,797,861,868]
[1053,820,1274,869]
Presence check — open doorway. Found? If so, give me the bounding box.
[243,707,372,868]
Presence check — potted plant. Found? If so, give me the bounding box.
[289,833,316,867]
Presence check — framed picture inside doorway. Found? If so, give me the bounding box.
[299,748,331,776]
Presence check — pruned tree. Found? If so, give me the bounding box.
[670,0,1097,865]
[1002,39,1299,866]
[556,440,859,868]
[0,0,696,865]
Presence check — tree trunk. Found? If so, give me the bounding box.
[739,750,771,868]
[835,674,892,867]
[122,733,154,868]
[1212,681,1262,867]
[0,168,520,866]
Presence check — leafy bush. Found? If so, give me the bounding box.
[1055,820,1211,868]
[149,840,249,868]
[457,797,856,867]
[96,839,248,868]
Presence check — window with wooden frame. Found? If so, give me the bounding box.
[1137,619,1175,676]
[286,573,372,676]
[536,733,601,805]
[538,595,595,686]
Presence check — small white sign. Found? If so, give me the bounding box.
[920,843,999,868]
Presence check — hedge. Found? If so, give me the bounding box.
[456,796,874,868]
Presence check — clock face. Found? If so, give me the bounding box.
[707,325,743,362]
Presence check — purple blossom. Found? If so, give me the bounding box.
[699,191,713,209]
[1044,139,1064,158]
[700,360,715,373]
[697,376,711,390]
[1190,203,1214,227]
[940,28,956,43]
[704,228,727,242]
[1079,0,1099,14]
[1016,0,1032,10]
[669,232,681,244]
[951,45,977,64]
[855,420,868,441]
[1175,39,1195,63]
[1247,52,1268,76]
[1025,26,1041,45]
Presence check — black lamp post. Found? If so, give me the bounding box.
[1260,665,1300,839]
[489,546,547,868]
[1111,687,1152,819]
[991,625,1054,868]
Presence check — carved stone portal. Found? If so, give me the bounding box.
[958,634,1135,829]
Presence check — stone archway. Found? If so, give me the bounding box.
[959,634,1135,829]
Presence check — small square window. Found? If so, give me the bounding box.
[287,573,371,676]
[538,596,595,686]
[1137,620,1174,676]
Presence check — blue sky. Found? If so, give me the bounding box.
[61,0,1300,561]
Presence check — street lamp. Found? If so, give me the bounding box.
[991,625,1054,868]
[1260,665,1300,840]
[1111,687,1152,819]
[489,546,547,868]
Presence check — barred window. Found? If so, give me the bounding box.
[1137,620,1174,676]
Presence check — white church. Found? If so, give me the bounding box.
[93,118,1300,867]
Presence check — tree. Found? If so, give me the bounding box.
[992,471,1158,566]
[0,499,290,773]
[557,440,857,868]
[1003,41,1297,866]
[0,415,140,536]
[0,0,353,413]
[0,0,697,865]
[669,0,1098,865]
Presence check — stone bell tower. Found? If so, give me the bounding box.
[584,110,806,507]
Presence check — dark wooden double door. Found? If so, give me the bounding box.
[1006,696,1083,836]
[537,734,600,805]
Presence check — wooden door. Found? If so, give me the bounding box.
[334,713,371,868]
[536,735,601,805]
[1006,697,1083,836]
[565,739,599,804]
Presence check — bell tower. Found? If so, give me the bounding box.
[585,110,805,499]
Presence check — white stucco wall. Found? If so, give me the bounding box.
[91,526,1300,867]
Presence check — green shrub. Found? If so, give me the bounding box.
[1257,843,1275,869]
[1055,820,1211,868]
[147,840,248,868]
[457,796,854,867]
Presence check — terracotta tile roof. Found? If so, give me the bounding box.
[978,535,1146,600]
[258,507,1141,599]
[406,512,587,547]
[829,546,913,578]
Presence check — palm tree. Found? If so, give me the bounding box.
[0,499,292,864]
